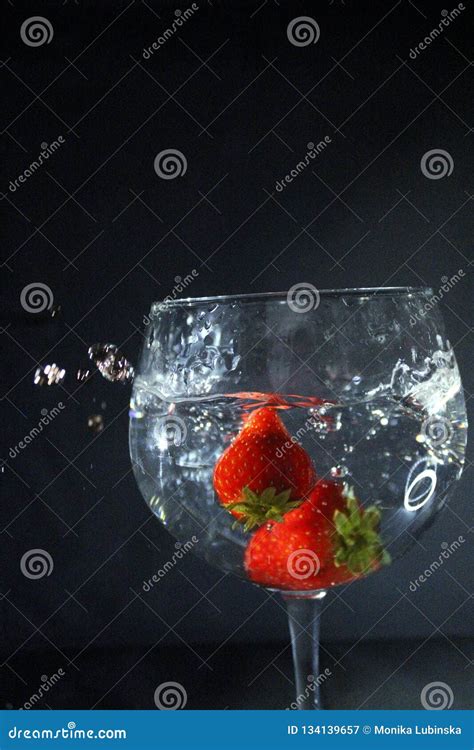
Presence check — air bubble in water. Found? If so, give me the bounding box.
[330,465,349,478]
[88,414,104,433]
[88,343,134,384]
[34,363,66,386]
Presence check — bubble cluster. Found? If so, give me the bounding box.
[88,343,134,384]
[34,363,66,387]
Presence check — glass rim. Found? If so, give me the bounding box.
[151,286,433,310]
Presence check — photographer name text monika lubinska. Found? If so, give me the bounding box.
[374,725,461,735]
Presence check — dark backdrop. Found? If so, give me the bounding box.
[1,0,472,709]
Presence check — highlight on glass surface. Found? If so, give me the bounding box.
[129,287,467,709]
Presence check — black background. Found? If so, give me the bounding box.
[1,0,472,709]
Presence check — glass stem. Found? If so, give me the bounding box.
[283,591,327,710]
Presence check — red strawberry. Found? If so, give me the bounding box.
[213,407,316,526]
[244,481,390,590]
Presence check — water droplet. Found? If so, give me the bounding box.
[50,304,61,318]
[87,414,104,433]
[76,369,91,382]
[88,343,134,384]
[330,465,348,478]
[34,363,66,386]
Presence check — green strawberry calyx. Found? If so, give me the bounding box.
[227,487,302,532]
[333,487,391,575]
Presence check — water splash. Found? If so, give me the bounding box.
[88,344,134,384]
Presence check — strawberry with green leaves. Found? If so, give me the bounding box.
[243,480,390,590]
[213,407,316,526]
